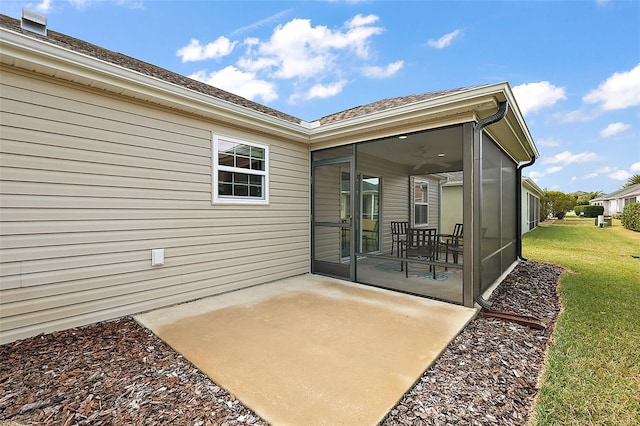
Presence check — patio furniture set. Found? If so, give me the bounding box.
[391,221,464,279]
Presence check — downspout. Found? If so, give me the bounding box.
[516,156,536,261]
[472,101,508,310]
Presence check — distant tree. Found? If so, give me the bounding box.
[623,174,640,188]
[540,190,577,219]
[576,191,604,205]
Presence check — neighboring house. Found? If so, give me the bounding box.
[0,12,539,343]
[590,184,640,215]
[522,177,543,234]
[441,174,541,236]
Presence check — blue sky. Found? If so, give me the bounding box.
[2,0,638,194]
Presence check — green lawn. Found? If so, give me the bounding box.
[523,216,640,425]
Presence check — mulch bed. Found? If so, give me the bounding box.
[0,260,563,425]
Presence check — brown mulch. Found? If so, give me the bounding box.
[0,260,563,425]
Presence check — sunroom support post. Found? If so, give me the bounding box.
[462,122,476,308]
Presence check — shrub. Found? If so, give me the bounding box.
[621,203,640,232]
[541,190,576,220]
[574,205,604,218]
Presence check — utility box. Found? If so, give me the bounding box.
[151,248,165,266]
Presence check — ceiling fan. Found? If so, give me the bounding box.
[413,146,451,170]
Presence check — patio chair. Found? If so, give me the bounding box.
[441,223,463,265]
[390,221,408,256]
[403,228,438,279]
[362,220,379,251]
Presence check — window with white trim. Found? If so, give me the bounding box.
[213,135,269,204]
[413,179,429,226]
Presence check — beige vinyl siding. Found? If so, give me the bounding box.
[356,152,409,254]
[0,67,310,343]
[442,184,463,235]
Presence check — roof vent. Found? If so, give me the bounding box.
[21,9,47,36]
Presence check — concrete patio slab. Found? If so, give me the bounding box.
[135,275,477,425]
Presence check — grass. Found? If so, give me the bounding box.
[524,216,640,426]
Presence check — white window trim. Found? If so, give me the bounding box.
[413,178,430,227]
[212,134,269,205]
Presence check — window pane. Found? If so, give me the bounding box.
[251,146,265,160]
[249,175,262,185]
[250,185,262,197]
[236,155,251,169]
[235,184,248,197]
[414,205,429,225]
[414,183,428,203]
[218,140,235,154]
[219,183,233,196]
[219,171,233,183]
[218,153,234,167]
[251,158,265,171]
[235,173,250,184]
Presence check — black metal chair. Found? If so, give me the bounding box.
[362,220,379,251]
[390,221,408,256]
[403,228,438,279]
[442,223,463,265]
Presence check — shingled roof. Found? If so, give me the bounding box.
[0,14,302,124]
[317,85,490,125]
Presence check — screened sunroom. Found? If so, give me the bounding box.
[310,84,538,308]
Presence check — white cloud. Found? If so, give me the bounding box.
[247,15,384,80]
[570,176,577,183]
[537,137,561,147]
[291,80,348,103]
[28,0,144,12]
[229,9,293,37]
[609,170,631,180]
[529,166,563,180]
[631,162,640,172]
[583,63,640,110]
[177,37,237,63]
[346,14,379,28]
[542,150,602,165]
[599,122,631,138]
[67,0,89,7]
[596,166,616,174]
[181,13,393,104]
[584,173,599,179]
[188,66,277,103]
[31,0,53,13]
[62,0,144,9]
[512,81,567,116]
[362,60,404,78]
[553,107,600,123]
[427,29,462,49]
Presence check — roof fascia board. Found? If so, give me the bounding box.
[522,177,544,197]
[308,113,478,151]
[504,85,539,158]
[0,28,311,143]
[308,95,499,146]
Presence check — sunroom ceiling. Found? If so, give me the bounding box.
[358,125,464,175]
